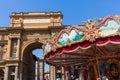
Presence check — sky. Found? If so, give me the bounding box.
[0,0,120,26]
[0,0,120,72]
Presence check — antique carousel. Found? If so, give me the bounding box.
[43,16,120,80]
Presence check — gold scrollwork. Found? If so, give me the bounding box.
[83,20,100,42]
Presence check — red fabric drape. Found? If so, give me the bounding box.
[45,36,120,59]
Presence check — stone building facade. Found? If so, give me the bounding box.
[0,12,64,80]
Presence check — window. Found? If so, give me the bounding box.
[12,52,16,58]
[12,39,17,47]
[13,42,17,46]
[12,41,17,47]
[11,39,17,58]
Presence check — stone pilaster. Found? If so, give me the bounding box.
[50,65,55,80]
[15,66,19,80]
[61,67,65,80]
[54,66,56,80]
[16,38,20,59]
[4,66,9,80]
[7,38,12,58]
[19,63,23,80]
[39,60,44,80]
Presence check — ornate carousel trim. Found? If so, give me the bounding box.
[43,16,120,59]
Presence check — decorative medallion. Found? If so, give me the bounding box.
[83,19,100,42]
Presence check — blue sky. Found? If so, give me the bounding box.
[0,0,120,26]
[0,0,120,72]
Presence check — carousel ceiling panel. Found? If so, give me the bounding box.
[100,43,120,55]
[48,57,87,66]
[47,47,96,66]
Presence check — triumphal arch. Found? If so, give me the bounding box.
[0,12,63,80]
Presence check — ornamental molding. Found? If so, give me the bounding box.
[22,38,45,53]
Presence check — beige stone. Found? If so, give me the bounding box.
[0,12,64,80]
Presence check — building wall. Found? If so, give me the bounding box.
[0,12,64,80]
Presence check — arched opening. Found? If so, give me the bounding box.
[32,49,49,72]
[32,49,50,80]
[0,69,4,80]
[22,42,50,80]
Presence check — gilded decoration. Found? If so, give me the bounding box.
[83,19,100,42]
[99,16,120,37]
[43,16,120,56]
[42,39,52,56]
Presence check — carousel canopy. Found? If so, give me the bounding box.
[43,16,120,66]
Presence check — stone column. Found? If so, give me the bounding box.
[7,38,12,58]
[15,66,19,80]
[61,67,65,80]
[4,66,9,80]
[65,71,68,80]
[16,38,20,59]
[54,66,56,80]
[50,65,55,80]
[19,63,23,80]
[39,60,44,80]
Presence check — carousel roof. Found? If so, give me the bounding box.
[43,16,120,66]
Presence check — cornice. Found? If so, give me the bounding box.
[48,25,65,29]
[23,28,50,31]
[0,40,8,43]
[0,60,6,65]
[0,27,8,31]
[10,12,63,18]
[5,59,20,63]
[7,27,23,30]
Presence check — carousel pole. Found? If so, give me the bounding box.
[93,43,101,79]
[96,57,101,78]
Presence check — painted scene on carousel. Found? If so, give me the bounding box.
[43,15,120,59]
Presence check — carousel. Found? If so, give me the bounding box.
[43,16,120,80]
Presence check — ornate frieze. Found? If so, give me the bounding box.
[23,19,50,23]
